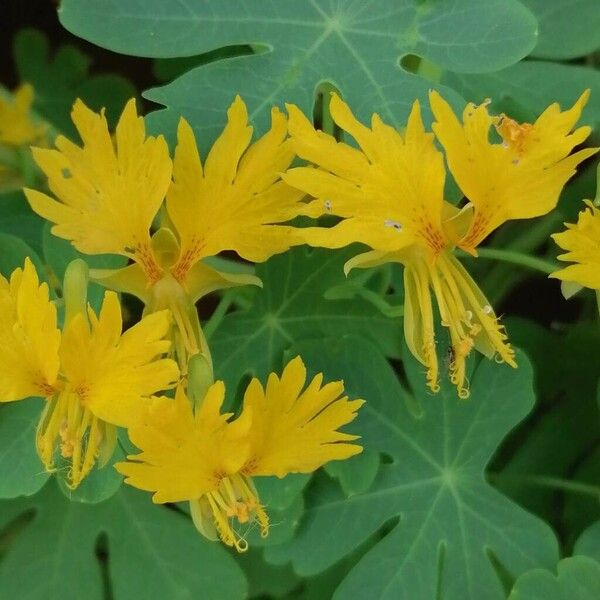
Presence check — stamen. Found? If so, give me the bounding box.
[197,474,270,552]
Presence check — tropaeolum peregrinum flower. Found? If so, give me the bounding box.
[283,91,596,398]
[117,356,364,552]
[24,96,311,373]
[0,83,47,189]
[0,258,179,489]
[551,199,600,294]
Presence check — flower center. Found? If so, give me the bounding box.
[36,389,117,489]
[495,115,533,156]
[190,473,269,552]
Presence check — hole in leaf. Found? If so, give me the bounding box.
[390,358,424,419]
[313,81,342,139]
[486,547,515,596]
[94,532,112,600]
[152,44,263,83]
[399,53,421,74]
[380,452,394,465]
[0,508,35,554]
[231,371,254,413]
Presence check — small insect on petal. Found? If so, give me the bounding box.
[384,219,402,231]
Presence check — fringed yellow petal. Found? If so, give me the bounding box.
[286,101,370,181]
[430,90,597,252]
[119,361,363,551]
[285,96,449,257]
[403,258,439,394]
[239,355,364,477]
[0,258,60,400]
[0,84,46,146]
[551,200,600,290]
[167,101,306,279]
[117,384,250,503]
[60,291,179,428]
[25,98,171,278]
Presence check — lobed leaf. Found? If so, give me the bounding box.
[265,336,558,599]
[59,0,537,147]
[210,247,403,395]
[522,0,600,60]
[0,481,247,599]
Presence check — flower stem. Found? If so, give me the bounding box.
[458,248,558,275]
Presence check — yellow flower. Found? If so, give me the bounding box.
[117,356,364,552]
[551,200,600,291]
[0,258,60,400]
[284,92,594,397]
[0,259,179,488]
[25,96,308,372]
[25,98,171,259]
[429,90,597,255]
[0,84,46,146]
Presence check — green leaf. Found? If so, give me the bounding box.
[0,480,247,599]
[0,190,45,255]
[0,239,50,501]
[59,0,536,145]
[265,336,558,599]
[237,548,301,598]
[575,520,600,563]
[508,557,600,600]
[445,60,600,128]
[13,29,135,137]
[42,223,127,313]
[521,0,600,59]
[0,400,49,499]
[209,247,403,394]
[490,319,600,533]
[0,233,45,280]
[562,403,600,541]
[55,441,125,505]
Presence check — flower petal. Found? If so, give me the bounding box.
[285,95,448,256]
[551,200,600,290]
[25,98,171,270]
[117,384,249,503]
[239,355,364,478]
[430,90,597,252]
[0,258,60,400]
[167,101,306,278]
[60,291,179,427]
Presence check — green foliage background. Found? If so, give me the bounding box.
[0,1,599,598]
